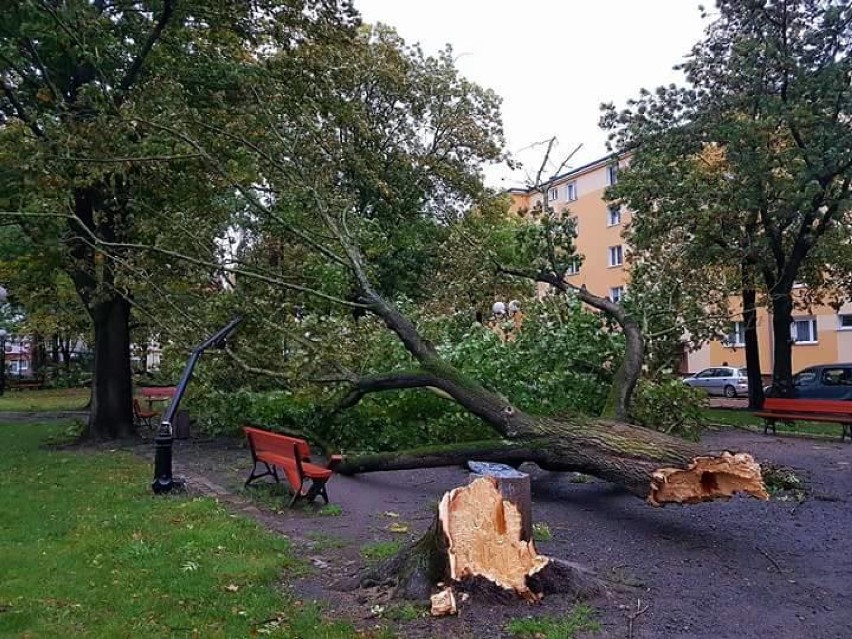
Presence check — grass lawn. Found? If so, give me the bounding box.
[0,421,362,638]
[0,387,90,412]
[704,408,845,438]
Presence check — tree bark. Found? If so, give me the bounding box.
[362,477,604,605]
[770,290,795,397]
[82,296,135,440]
[742,287,764,409]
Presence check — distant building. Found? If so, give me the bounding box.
[3,335,32,377]
[507,153,851,374]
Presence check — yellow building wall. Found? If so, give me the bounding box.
[510,159,629,299]
[509,158,848,374]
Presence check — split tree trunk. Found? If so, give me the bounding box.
[362,477,604,606]
[82,296,135,440]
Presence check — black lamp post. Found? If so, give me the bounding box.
[152,316,243,494]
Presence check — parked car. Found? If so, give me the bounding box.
[683,366,749,398]
[767,363,852,400]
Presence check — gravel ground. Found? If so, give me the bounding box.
[132,427,851,639]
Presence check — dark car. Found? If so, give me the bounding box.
[772,363,852,400]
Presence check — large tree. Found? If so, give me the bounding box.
[0,0,358,438]
[79,24,767,507]
[603,0,852,397]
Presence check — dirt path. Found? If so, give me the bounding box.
[133,428,852,638]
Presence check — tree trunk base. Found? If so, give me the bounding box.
[360,477,606,614]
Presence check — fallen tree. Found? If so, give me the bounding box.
[334,274,768,507]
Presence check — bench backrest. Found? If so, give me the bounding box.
[764,397,852,415]
[140,386,177,398]
[243,426,311,460]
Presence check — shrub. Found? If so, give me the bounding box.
[629,377,708,441]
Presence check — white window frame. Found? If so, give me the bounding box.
[608,245,624,267]
[790,317,818,344]
[607,204,622,227]
[837,314,852,331]
[725,321,745,347]
[547,187,559,202]
[565,257,581,276]
[609,286,625,303]
[606,163,619,186]
[565,182,578,202]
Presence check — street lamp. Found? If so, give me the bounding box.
[152,316,243,494]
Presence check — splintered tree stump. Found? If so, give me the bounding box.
[361,477,604,614]
[468,460,533,541]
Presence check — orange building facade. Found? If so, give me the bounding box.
[507,154,852,375]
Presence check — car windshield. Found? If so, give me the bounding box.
[738,368,748,377]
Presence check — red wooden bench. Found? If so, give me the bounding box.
[139,386,177,409]
[242,426,343,507]
[133,398,158,430]
[754,398,852,441]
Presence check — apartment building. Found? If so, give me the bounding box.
[507,154,851,375]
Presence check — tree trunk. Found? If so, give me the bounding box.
[30,333,46,377]
[82,296,135,440]
[601,316,644,421]
[51,334,60,365]
[770,291,794,397]
[361,477,604,606]
[742,287,764,409]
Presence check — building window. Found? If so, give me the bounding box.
[606,163,619,186]
[791,317,818,344]
[607,204,622,226]
[838,314,852,330]
[565,257,581,275]
[608,245,623,267]
[609,286,625,303]
[725,321,745,347]
[547,187,559,201]
[565,182,577,202]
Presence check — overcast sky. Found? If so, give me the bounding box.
[355,0,710,188]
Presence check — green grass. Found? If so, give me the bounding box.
[0,421,359,638]
[305,532,348,552]
[360,541,403,562]
[0,387,89,412]
[704,408,845,438]
[506,605,600,638]
[532,522,553,542]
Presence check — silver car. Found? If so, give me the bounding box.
[683,366,749,398]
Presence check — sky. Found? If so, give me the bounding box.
[354,0,710,188]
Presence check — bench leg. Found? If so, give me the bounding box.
[843,423,851,443]
[244,461,276,487]
[302,480,329,505]
[763,419,777,435]
[288,479,307,508]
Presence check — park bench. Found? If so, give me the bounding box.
[754,398,852,442]
[242,426,343,507]
[139,386,177,409]
[133,398,158,430]
[8,378,45,391]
